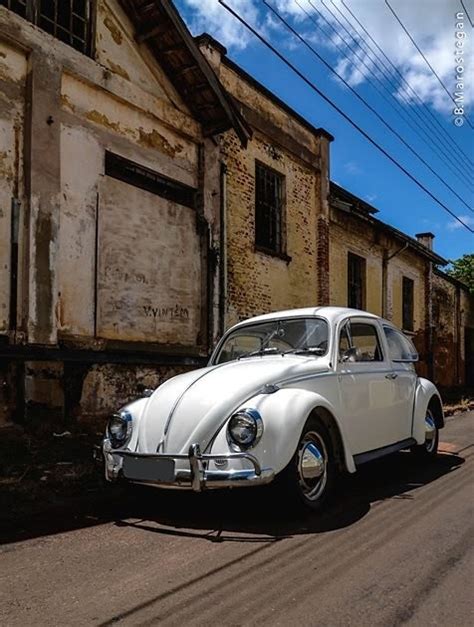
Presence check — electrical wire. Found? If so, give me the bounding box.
[337,0,474,170]
[309,0,474,193]
[217,0,474,233]
[385,0,474,130]
[459,0,474,28]
[265,0,473,213]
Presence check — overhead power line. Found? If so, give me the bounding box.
[460,0,474,27]
[217,0,474,233]
[264,0,473,214]
[338,0,474,170]
[385,0,474,130]
[311,0,474,193]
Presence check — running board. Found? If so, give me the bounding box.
[354,438,417,466]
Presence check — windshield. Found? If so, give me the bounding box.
[214,317,329,364]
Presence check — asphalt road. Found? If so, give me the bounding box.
[1,412,473,626]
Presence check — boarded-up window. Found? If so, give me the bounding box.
[402,276,414,331]
[255,162,284,254]
[0,1,93,55]
[347,252,366,310]
[97,155,202,347]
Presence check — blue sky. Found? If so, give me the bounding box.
[175,0,474,263]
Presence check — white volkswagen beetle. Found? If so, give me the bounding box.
[102,307,444,510]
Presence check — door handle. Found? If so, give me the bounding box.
[385,373,398,380]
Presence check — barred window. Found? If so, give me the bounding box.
[0,1,93,56]
[255,161,285,254]
[347,252,366,310]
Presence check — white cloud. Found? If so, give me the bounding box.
[344,160,362,174]
[179,0,264,51]
[447,215,474,230]
[327,0,473,114]
[178,0,473,114]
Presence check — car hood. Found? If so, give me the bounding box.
[137,356,329,454]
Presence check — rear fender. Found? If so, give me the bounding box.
[413,378,444,444]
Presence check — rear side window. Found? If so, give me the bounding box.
[339,321,383,362]
[383,326,418,361]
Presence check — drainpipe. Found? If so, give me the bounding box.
[382,242,409,319]
[219,163,228,337]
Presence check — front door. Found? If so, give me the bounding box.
[337,318,405,454]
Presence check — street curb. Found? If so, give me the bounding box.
[444,403,474,418]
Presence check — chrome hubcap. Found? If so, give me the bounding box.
[297,432,327,501]
[424,412,437,452]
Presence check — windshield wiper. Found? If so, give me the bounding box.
[238,346,282,360]
[284,347,326,356]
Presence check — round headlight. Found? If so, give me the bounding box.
[107,410,133,449]
[228,408,263,450]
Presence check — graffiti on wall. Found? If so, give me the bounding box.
[143,305,189,320]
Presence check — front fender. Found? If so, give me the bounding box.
[413,378,444,444]
[210,388,356,475]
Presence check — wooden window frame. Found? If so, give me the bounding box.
[347,252,366,310]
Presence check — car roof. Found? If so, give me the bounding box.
[229,307,381,330]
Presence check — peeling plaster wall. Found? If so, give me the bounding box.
[97,176,202,344]
[0,1,216,422]
[0,39,26,335]
[96,0,188,112]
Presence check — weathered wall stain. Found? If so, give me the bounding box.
[103,15,122,46]
[60,93,75,112]
[86,109,122,134]
[138,127,183,157]
[106,58,130,81]
[0,149,13,181]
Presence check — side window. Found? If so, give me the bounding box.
[339,321,383,362]
[383,326,418,361]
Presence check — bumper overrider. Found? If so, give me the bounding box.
[103,440,275,491]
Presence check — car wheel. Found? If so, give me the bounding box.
[412,408,439,458]
[277,418,335,512]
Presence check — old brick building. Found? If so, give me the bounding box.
[329,184,473,385]
[0,2,472,428]
[196,34,333,328]
[0,0,250,426]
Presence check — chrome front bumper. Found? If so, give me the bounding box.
[104,441,274,491]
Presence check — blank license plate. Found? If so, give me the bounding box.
[123,456,175,483]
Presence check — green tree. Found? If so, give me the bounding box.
[447,254,474,294]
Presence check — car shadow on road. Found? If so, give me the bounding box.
[112,451,465,542]
[0,451,465,545]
